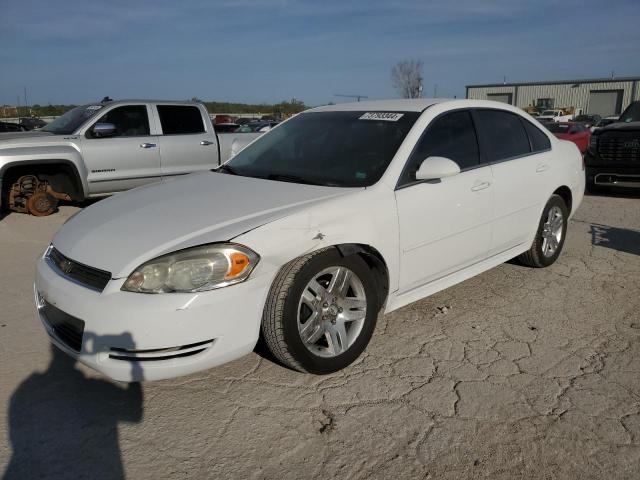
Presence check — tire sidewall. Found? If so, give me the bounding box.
[281,250,378,374]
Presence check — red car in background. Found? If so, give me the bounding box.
[545,122,591,153]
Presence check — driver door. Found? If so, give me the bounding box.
[395,110,494,292]
[80,104,161,194]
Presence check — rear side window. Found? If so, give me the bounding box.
[523,120,551,152]
[399,111,479,186]
[157,105,205,134]
[474,110,531,162]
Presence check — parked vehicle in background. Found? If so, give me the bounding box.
[546,122,591,153]
[237,121,281,133]
[19,117,47,130]
[0,99,261,216]
[235,117,260,126]
[0,121,28,133]
[213,114,234,124]
[585,101,640,192]
[34,98,584,381]
[571,114,601,129]
[214,123,241,133]
[538,109,575,123]
[593,116,619,131]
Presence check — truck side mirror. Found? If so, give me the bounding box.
[92,123,116,138]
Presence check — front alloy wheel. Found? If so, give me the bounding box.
[262,247,378,374]
[297,266,367,357]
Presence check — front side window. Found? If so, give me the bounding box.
[91,105,150,137]
[224,111,419,187]
[399,110,479,186]
[157,105,205,134]
[523,120,551,152]
[474,110,531,162]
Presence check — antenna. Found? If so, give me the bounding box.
[334,94,369,102]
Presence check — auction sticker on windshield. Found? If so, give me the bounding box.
[359,112,404,121]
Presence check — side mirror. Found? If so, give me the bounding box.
[92,123,116,138]
[415,156,461,181]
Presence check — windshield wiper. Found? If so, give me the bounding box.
[215,164,238,175]
[264,174,327,186]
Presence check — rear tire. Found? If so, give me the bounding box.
[518,194,568,268]
[261,247,378,374]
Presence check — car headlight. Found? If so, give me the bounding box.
[121,243,259,294]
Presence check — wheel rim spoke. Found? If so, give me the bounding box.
[541,206,563,258]
[297,265,367,358]
[325,321,348,356]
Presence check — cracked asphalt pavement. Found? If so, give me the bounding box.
[1,193,639,479]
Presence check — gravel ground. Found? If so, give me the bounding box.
[1,193,639,480]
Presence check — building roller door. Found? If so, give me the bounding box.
[487,93,513,105]
[588,90,623,116]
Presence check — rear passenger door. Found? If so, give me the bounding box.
[473,110,552,254]
[395,110,494,292]
[153,105,219,178]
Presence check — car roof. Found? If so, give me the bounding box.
[309,98,449,113]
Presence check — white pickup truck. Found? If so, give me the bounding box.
[537,109,576,123]
[0,99,261,215]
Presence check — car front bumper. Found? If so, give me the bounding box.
[34,254,274,382]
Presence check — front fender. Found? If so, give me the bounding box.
[233,186,400,296]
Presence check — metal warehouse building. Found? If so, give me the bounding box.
[466,76,640,117]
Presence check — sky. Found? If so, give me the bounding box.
[1,0,639,107]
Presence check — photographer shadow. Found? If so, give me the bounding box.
[4,333,143,480]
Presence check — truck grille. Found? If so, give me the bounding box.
[46,247,112,292]
[40,300,85,352]
[598,132,640,163]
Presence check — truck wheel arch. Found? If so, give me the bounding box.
[0,159,86,204]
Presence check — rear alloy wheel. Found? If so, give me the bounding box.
[518,194,568,268]
[262,247,378,374]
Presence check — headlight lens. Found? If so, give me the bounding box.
[121,243,259,294]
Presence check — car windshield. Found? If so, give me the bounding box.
[547,123,570,133]
[573,115,593,122]
[41,104,104,134]
[619,102,640,123]
[541,110,557,116]
[223,111,420,187]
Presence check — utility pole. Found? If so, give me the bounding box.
[16,95,21,119]
[433,84,438,98]
[24,86,29,116]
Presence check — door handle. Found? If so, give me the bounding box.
[536,164,550,173]
[140,143,156,148]
[200,140,214,146]
[471,181,491,192]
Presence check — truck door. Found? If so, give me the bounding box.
[80,104,161,194]
[153,104,219,177]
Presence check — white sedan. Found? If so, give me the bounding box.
[34,99,585,381]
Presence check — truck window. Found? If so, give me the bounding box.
[157,105,205,134]
[92,105,150,137]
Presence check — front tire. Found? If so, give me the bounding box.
[261,247,378,374]
[518,194,568,268]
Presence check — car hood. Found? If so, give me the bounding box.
[53,171,356,278]
[596,121,640,133]
[0,130,57,145]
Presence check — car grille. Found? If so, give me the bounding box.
[40,300,85,352]
[598,132,640,163]
[46,247,112,292]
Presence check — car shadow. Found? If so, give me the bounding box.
[3,334,144,480]
[590,223,640,256]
